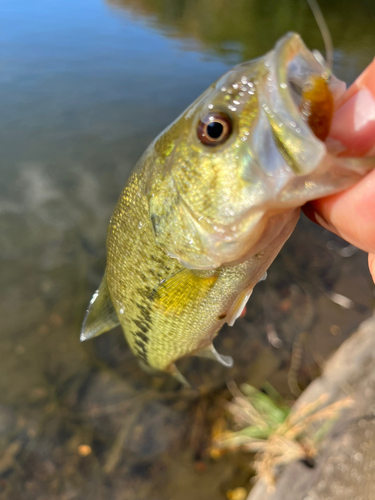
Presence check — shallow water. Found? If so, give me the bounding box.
[0,0,374,498]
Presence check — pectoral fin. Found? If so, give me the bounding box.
[226,288,253,327]
[195,343,233,367]
[80,273,119,341]
[153,268,218,316]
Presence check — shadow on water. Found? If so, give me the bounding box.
[0,0,374,498]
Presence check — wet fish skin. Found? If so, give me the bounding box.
[81,33,374,376]
[82,151,298,373]
[103,155,299,371]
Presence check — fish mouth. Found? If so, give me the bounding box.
[181,36,351,268]
[150,34,372,271]
[257,33,346,177]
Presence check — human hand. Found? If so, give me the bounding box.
[303,59,375,282]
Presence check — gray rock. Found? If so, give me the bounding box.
[248,313,375,500]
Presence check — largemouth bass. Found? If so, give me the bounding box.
[81,33,374,382]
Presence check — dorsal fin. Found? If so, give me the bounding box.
[80,273,120,341]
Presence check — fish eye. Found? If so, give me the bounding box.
[197,112,232,146]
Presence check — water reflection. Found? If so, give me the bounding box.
[0,0,374,498]
[109,0,375,77]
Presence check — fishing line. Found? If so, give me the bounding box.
[306,0,333,72]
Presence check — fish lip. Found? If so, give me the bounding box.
[267,33,328,174]
[160,35,329,269]
[271,33,346,160]
[150,34,367,272]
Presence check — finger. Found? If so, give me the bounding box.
[329,86,375,157]
[369,253,375,283]
[304,168,375,254]
[329,58,375,157]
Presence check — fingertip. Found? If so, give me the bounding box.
[369,253,375,284]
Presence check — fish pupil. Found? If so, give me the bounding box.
[197,111,232,146]
[207,121,224,139]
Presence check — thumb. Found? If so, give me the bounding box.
[369,253,375,283]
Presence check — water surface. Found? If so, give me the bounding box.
[0,0,374,498]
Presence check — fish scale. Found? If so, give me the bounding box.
[81,34,374,380]
[87,151,299,373]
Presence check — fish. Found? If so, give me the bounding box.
[81,33,374,382]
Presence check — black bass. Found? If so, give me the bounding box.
[81,34,373,381]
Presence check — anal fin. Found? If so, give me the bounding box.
[139,361,191,388]
[80,273,120,341]
[169,364,191,388]
[195,343,233,367]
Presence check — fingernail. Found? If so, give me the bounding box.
[312,211,337,234]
